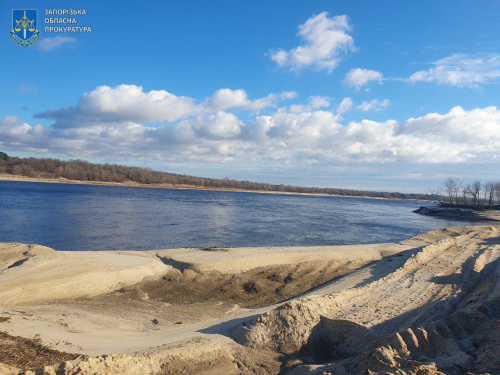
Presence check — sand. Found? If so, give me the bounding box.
[154,241,414,274]
[0,226,499,374]
[0,244,170,305]
[237,225,500,374]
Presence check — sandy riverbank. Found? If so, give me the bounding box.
[0,173,430,202]
[414,205,500,221]
[0,226,499,374]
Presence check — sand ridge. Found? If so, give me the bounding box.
[0,244,170,305]
[153,241,416,275]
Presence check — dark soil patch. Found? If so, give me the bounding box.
[118,259,370,308]
[243,281,259,294]
[0,331,79,371]
[200,247,230,252]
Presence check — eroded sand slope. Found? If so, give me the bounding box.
[1,226,499,374]
[236,226,500,374]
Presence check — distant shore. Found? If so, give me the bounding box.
[0,173,431,202]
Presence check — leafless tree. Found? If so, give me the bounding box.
[466,181,482,206]
[495,181,500,205]
[442,177,462,205]
[485,181,496,206]
[429,188,444,204]
[462,186,471,205]
[443,178,454,204]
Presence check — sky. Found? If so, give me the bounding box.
[1,0,500,193]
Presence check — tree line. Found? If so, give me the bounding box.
[433,177,500,209]
[0,152,432,200]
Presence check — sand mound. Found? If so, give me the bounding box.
[0,243,170,305]
[0,244,55,271]
[236,226,500,374]
[154,241,417,275]
[20,338,243,375]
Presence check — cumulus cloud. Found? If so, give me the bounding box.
[3,92,500,165]
[336,97,353,114]
[206,89,297,112]
[408,53,500,88]
[269,12,356,73]
[36,36,76,52]
[36,85,198,128]
[357,99,391,112]
[35,85,296,129]
[288,96,331,113]
[400,106,500,144]
[343,68,384,90]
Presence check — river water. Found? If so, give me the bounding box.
[0,180,485,251]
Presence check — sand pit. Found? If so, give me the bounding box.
[0,226,499,374]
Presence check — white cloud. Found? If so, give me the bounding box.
[408,53,500,88]
[4,93,500,165]
[343,68,384,90]
[178,112,243,140]
[307,96,331,110]
[36,36,76,52]
[36,85,198,128]
[205,89,297,112]
[288,96,331,113]
[269,12,356,73]
[400,106,500,144]
[357,99,391,112]
[336,97,353,114]
[35,85,296,129]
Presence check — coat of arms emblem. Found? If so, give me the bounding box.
[10,9,40,47]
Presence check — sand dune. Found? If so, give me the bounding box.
[0,244,170,305]
[0,226,499,374]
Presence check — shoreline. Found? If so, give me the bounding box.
[0,173,432,202]
[414,205,500,221]
[1,225,499,374]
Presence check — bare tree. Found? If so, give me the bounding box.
[442,177,463,205]
[467,180,482,206]
[485,181,496,206]
[495,181,500,205]
[443,178,454,204]
[462,186,471,205]
[429,188,444,204]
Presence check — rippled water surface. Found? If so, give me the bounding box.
[0,180,486,251]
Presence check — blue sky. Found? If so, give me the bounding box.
[1,0,500,192]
